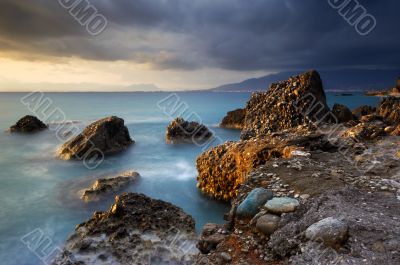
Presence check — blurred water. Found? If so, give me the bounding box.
[0,91,380,265]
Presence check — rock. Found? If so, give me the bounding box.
[53,193,197,265]
[220,252,232,262]
[81,171,140,202]
[8,115,47,133]
[256,214,281,235]
[264,197,299,214]
[342,122,385,141]
[220,108,246,129]
[360,114,384,123]
[378,96,400,124]
[305,217,348,247]
[391,125,400,136]
[241,70,331,139]
[196,131,335,201]
[352,105,376,119]
[58,116,133,160]
[236,188,274,217]
[166,117,213,144]
[197,223,227,254]
[384,126,396,133]
[331,103,354,123]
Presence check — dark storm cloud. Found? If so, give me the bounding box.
[0,0,398,71]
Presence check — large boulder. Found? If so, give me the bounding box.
[236,188,273,217]
[352,105,376,119]
[196,130,334,201]
[378,97,400,124]
[8,115,47,133]
[53,193,197,265]
[166,117,212,144]
[58,116,133,160]
[305,217,348,248]
[220,108,246,129]
[81,171,140,202]
[241,70,330,139]
[331,103,354,123]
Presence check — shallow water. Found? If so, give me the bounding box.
[0,92,379,265]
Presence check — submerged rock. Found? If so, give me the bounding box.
[220,108,246,129]
[236,188,273,217]
[166,117,212,144]
[58,116,133,160]
[8,115,47,133]
[53,193,197,265]
[378,96,400,124]
[81,171,140,202]
[331,103,354,123]
[241,70,330,139]
[305,217,348,248]
[264,197,299,214]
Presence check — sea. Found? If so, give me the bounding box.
[0,92,380,265]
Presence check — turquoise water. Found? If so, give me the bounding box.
[0,92,379,265]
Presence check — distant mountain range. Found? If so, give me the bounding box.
[210,69,400,92]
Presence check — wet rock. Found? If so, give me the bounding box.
[305,217,348,247]
[391,125,400,136]
[264,197,299,214]
[220,108,246,129]
[256,214,281,235]
[166,117,212,144]
[81,171,140,202]
[236,188,274,217]
[331,103,354,123]
[342,122,385,141]
[378,96,400,124]
[352,105,376,119]
[8,115,47,133]
[197,223,227,254]
[241,70,330,139]
[53,193,197,265]
[58,116,133,160]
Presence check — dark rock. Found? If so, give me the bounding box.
[342,122,385,141]
[241,70,330,139]
[81,171,140,202]
[197,223,227,254]
[53,193,197,265]
[220,108,246,129]
[8,115,47,133]
[331,103,354,123]
[305,217,348,248]
[378,96,400,124]
[236,188,273,217]
[352,105,376,119]
[58,116,133,160]
[166,117,212,144]
[256,214,281,236]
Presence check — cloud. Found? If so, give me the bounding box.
[0,0,398,71]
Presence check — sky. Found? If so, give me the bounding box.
[0,0,399,91]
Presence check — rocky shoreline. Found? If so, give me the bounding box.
[9,70,400,264]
